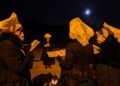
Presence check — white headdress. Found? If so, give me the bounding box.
[69,17,94,46]
[103,22,120,42]
[44,33,52,39]
[0,12,22,33]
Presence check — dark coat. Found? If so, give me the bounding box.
[0,33,32,86]
[60,41,93,69]
[41,44,55,68]
[95,35,120,86]
[58,40,94,86]
[98,35,120,67]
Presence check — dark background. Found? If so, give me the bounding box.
[0,0,120,47]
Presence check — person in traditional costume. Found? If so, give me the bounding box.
[57,17,95,86]
[0,12,33,86]
[41,33,55,68]
[95,22,120,86]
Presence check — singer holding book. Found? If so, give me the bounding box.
[57,17,95,86]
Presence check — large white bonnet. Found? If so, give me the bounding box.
[44,33,52,39]
[103,22,120,38]
[0,12,22,33]
[69,17,94,40]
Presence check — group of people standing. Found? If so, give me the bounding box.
[0,12,120,86]
[56,17,120,86]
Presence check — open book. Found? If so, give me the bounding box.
[47,49,65,58]
[29,39,40,52]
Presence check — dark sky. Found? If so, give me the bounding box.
[0,0,120,30]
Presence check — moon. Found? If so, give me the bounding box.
[85,9,91,16]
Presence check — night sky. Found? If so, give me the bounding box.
[0,0,120,44]
[0,0,120,28]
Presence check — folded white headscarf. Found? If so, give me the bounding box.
[69,17,94,46]
[103,22,120,43]
[0,12,22,33]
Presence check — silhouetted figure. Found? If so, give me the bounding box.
[0,12,33,86]
[57,17,95,86]
[41,33,55,68]
[95,22,120,86]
